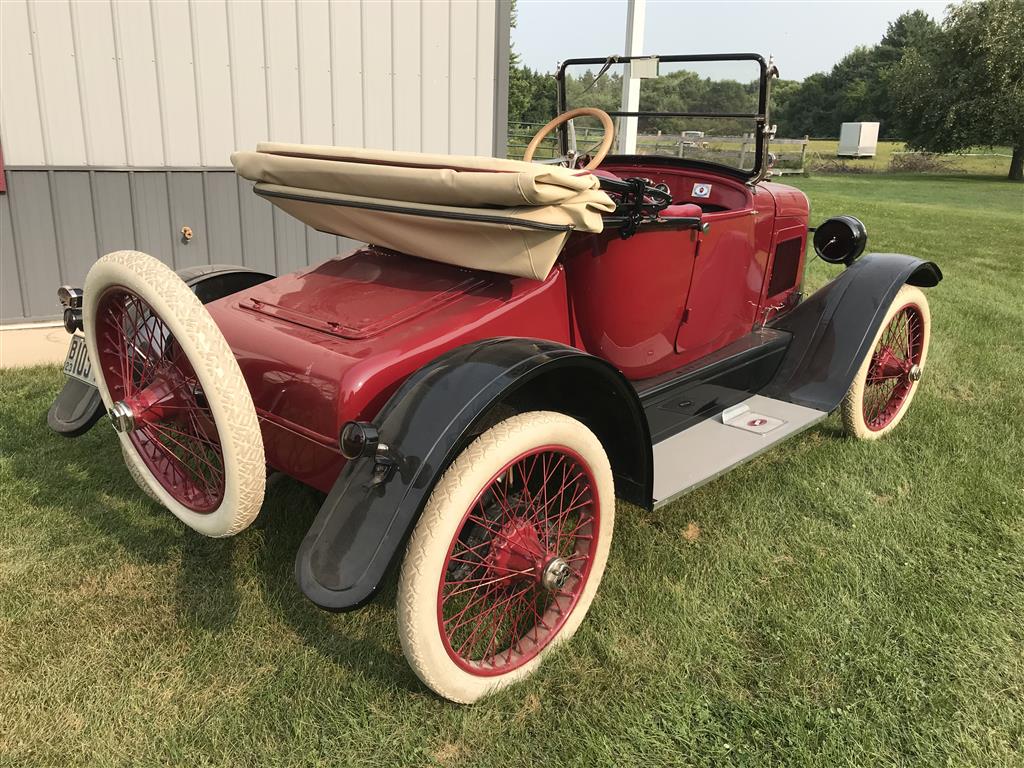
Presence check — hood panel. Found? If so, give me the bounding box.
[240,248,490,339]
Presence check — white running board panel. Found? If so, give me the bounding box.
[652,394,828,508]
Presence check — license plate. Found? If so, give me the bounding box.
[63,335,96,386]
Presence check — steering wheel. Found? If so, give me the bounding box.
[523,108,615,171]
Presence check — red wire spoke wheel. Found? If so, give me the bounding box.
[842,284,931,440]
[83,251,266,537]
[397,411,615,704]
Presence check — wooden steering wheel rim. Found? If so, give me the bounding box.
[522,107,615,171]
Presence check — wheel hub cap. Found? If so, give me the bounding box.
[486,518,550,586]
[108,400,135,433]
[541,557,572,591]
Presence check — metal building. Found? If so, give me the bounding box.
[0,0,511,326]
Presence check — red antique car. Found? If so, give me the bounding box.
[48,53,940,703]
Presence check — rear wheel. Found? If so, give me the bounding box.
[841,284,931,440]
[397,411,615,703]
[122,445,160,503]
[83,251,266,537]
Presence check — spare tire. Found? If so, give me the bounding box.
[83,251,266,537]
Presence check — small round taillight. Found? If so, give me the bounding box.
[339,421,380,460]
[63,307,83,334]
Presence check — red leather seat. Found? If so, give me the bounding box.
[661,203,702,219]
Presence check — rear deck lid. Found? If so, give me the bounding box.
[240,248,491,339]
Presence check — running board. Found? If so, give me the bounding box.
[652,394,828,508]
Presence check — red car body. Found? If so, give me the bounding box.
[207,164,808,494]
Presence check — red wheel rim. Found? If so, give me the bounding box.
[436,445,600,676]
[94,287,226,512]
[863,302,925,431]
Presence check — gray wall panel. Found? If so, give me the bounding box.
[204,173,244,265]
[130,173,174,267]
[51,172,99,286]
[236,177,277,275]
[167,174,209,269]
[92,172,135,255]
[6,172,62,319]
[272,208,308,275]
[3,169,374,321]
[306,229,338,267]
[1,194,26,321]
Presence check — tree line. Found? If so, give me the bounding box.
[508,1,1023,180]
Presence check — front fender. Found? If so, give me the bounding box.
[765,253,942,411]
[295,337,651,612]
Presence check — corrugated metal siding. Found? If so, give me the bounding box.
[0,0,502,167]
[0,169,361,323]
[0,0,511,322]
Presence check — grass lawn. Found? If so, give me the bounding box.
[2,174,1022,767]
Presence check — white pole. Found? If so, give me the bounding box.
[619,0,646,155]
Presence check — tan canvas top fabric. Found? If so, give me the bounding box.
[231,143,615,280]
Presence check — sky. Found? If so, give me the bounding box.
[512,1,954,81]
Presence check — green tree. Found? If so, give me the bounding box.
[770,10,939,139]
[888,0,1024,180]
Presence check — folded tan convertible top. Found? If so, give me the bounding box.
[231,143,615,280]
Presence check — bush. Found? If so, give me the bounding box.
[888,152,963,173]
[806,155,874,174]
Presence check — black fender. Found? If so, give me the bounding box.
[295,337,652,612]
[47,264,274,437]
[765,253,942,411]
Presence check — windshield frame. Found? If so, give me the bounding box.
[555,53,771,182]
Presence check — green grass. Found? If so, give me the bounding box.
[2,174,1023,767]
[802,140,1014,176]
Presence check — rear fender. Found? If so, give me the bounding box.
[765,253,942,411]
[295,337,652,612]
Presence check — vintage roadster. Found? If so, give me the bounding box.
[48,53,940,703]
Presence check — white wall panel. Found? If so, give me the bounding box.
[191,0,236,165]
[420,0,450,153]
[225,0,269,154]
[475,0,496,153]
[449,1,478,154]
[69,1,127,165]
[296,0,333,146]
[151,0,201,165]
[392,1,423,152]
[329,0,364,146]
[263,0,302,144]
[0,1,46,165]
[111,0,165,166]
[2,0,503,167]
[27,0,88,164]
[360,0,393,150]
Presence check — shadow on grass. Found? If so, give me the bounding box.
[3,376,410,690]
[244,474,413,690]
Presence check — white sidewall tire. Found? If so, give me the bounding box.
[397,411,615,704]
[122,445,161,503]
[841,284,931,440]
[83,251,266,537]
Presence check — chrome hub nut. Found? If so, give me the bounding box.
[541,557,572,591]
[908,363,923,382]
[108,401,135,433]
